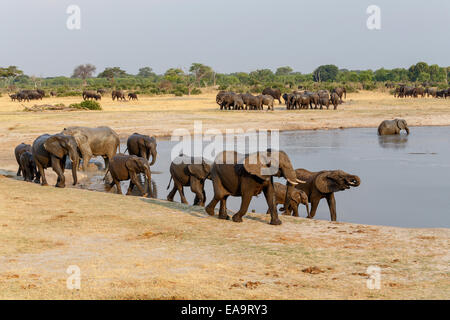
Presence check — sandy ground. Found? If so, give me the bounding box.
[0,174,448,299]
[0,90,449,299]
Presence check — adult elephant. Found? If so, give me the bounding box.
[32,134,79,188]
[331,87,346,102]
[413,87,425,98]
[304,91,319,109]
[378,119,410,135]
[82,90,97,100]
[14,143,32,176]
[167,155,212,206]
[217,92,243,110]
[330,92,340,110]
[112,90,126,101]
[61,126,120,171]
[126,133,157,165]
[258,95,274,110]
[294,169,361,221]
[205,150,304,225]
[262,88,282,104]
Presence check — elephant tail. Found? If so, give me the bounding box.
[166,176,173,190]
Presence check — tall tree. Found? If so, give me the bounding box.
[189,63,213,86]
[72,64,96,86]
[0,66,23,88]
[275,66,293,76]
[97,67,127,84]
[313,65,339,82]
[137,67,155,78]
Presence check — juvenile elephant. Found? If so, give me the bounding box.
[128,93,138,100]
[106,154,152,196]
[330,92,340,110]
[14,143,32,176]
[262,87,282,104]
[61,126,120,170]
[258,95,274,111]
[295,169,361,221]
[205,150,304,225]
[19,151,39,183]
[126,133,157,165]
[269,182,309,217]
[167,155,212,206]
[378,119,409,135]
[32,134,79,188]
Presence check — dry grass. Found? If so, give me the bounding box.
[0,90,449,299]
[0,175,448,299]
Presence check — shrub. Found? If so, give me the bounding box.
[191,88,202,95]
[80,100,102,110]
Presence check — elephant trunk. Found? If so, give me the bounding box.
[405,126,410,135]
[305,202,310,218]
[150,147,157,166]
[69,149,78,185]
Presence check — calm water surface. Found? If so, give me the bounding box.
[86,127,450,228]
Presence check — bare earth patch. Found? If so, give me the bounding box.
[0,176,448,299]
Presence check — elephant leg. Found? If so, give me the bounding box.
[264,184,281,225]
[326,193,337,221]
[104,157,110,171]
[292,204,299,217]
[206,197,219,216]
[130,172,147,196]
[190,177,205,206]
[114,180,122,194]
[16,166,21,176]
[232,191,252,223]
[126,180,135,195]
[308,198,320,219]
[36,162,47,186]
[167,185,177,202]
[51,157,65,188]
[218,196,230,220]
[176,182,188,204]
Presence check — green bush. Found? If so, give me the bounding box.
[191,88,202,95]
[69,100,102,110]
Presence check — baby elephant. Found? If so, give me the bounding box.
[167,155,212,206]
[378,119,409,135]
[268,182,309,217]
[19,151,40,183]
[105,154,151,196]
[14,143,32,176]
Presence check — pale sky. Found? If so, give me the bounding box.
[0,0,449,77]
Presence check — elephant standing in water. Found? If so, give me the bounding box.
[32,134,79,188]
[167,155,212,206]
[61,126,120,171]
[126,133,157,165]
[105,154,152,196]
[205,150,303,225]
[294,169,360,221]
[378,119,410,135]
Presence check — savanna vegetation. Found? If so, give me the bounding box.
[1,62,449,98]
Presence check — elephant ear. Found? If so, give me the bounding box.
[243,152,278,180]
[44,136,65,159]
[188,164,208,180]
[125,157,138,172]
[315,172,335,194]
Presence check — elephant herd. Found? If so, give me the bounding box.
[9,89,45,102]
[393,85,449,99]
[13,124,362,225]
[8,89,139,102]
[216,87,346,111]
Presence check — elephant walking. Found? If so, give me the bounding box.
[106,154,152,196]
[32,134,79,188]
[62,126,120,171]
[295,169,360,221]
[14,143,32,176]
[19,151,40,183]
[270,182,309,217]
[378,119,409,135]
[205,150,303,225]
[126,133,157,165]
[167,155,212,206]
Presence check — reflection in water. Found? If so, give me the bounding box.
[78,127,450,228]
[378,135,409,149]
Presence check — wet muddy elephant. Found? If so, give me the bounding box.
[167,155,212,206]
[294,169,360,221]
[378,119,409,135]
[61,126,120,171]
[14,143,32,176]
[106,154,152,196]
[205,150,304,225]
[269,182,309,217]
[32,134,79,188]
[126,133,157,166]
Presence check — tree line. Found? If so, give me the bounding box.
[1,62,449,97]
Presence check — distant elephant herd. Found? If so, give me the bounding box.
[8,88,139,102]
[216,87,346,111]
[393,85,449,98]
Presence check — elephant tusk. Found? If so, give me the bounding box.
[287,178,299,185]
[296,178,306,184]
